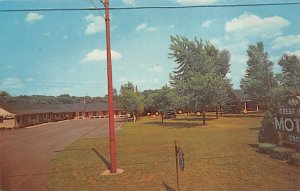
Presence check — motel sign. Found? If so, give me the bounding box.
[274,96,300,145]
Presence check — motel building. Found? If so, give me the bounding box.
[233,90,259,113]
[0,102,121,129]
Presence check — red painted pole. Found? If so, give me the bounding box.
[104,0,116,173]
[175,140,180,191]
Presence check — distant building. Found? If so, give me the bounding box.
[233,90,259,113]
[0,102,121,128]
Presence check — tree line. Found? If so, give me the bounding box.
[119,36,300,125]
[0,92,111,105]
[1,35,299,125]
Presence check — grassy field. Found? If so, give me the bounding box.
[48,114,300,191]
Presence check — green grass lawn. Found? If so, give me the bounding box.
[48,114,300,191]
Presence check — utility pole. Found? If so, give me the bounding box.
[103,0,116,173]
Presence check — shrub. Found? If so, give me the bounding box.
[258,111,278,144]
[290,153,300,167]
[258,143,277,154]
[271,147,296,161]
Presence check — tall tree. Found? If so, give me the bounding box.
[240,42,274,110]
[169,35,231,125]
[278,54,300,95]
[119,82,143,120]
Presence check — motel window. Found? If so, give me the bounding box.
[56,113,59,117]
[31,114,36,120]
[48,114,51,119]
[17,117,20,123]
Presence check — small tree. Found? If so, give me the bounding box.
[0,91,11,103]
[148,86,177,123]
[258,111,278,144]
[119,82,143,120]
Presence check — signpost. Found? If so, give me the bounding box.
[175,140,184,191]
[273,96,300,145]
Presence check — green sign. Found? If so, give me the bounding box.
[274,96,300,144]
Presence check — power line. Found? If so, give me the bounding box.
[1,2,300,12]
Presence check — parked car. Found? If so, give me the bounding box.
[166,110,176,119]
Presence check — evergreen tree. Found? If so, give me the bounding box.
[240,42,274,110]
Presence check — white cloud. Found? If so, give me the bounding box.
[177,0,218,5]
[84,14,105,35]
[271,33,300,49]
[68,68,75,73]
[122,0,137,6]
[136,23,157,32]
[285,50,300,58]
[119,77,160,85]
[26,78,34,82]
[225,13,290,38]
[81,49,122,63]
[202,20,214,28]
[225,73,231,79]
[147,66,163,73]
[2,78,23,89]
[241,69,246,76]
[5,65,14,70]
[43,32,50,36]
[209,38,221,46]
[168,25,176,29]
[25,12,44,23]
[63,34,68,40]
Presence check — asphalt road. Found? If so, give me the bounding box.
[0,118,124,191]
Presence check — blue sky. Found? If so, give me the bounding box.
[0,0,300,96]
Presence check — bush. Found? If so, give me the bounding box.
[271,147,296,161]
[290,153,300,167]
[258,143,277,154]
[258,112,278,144]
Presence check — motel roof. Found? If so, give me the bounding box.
[0,102,120,116]
[233,89,252,101]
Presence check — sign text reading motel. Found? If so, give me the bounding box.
[274,96,300,145]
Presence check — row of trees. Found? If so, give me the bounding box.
[120,36,234,125]
[119,36,300,125]
[241,42,300,110]
[0,92,110,104]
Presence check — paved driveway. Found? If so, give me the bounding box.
[0,118,124,191]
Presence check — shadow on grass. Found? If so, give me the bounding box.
[249,127,260,130]
[172,117,215,122]
[161,181,176,191]
[248,143,259,148]
[144,121,200,128]
[92,148,111,170]
[222,114,264,118]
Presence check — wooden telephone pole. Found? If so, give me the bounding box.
[103,0,116,173]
